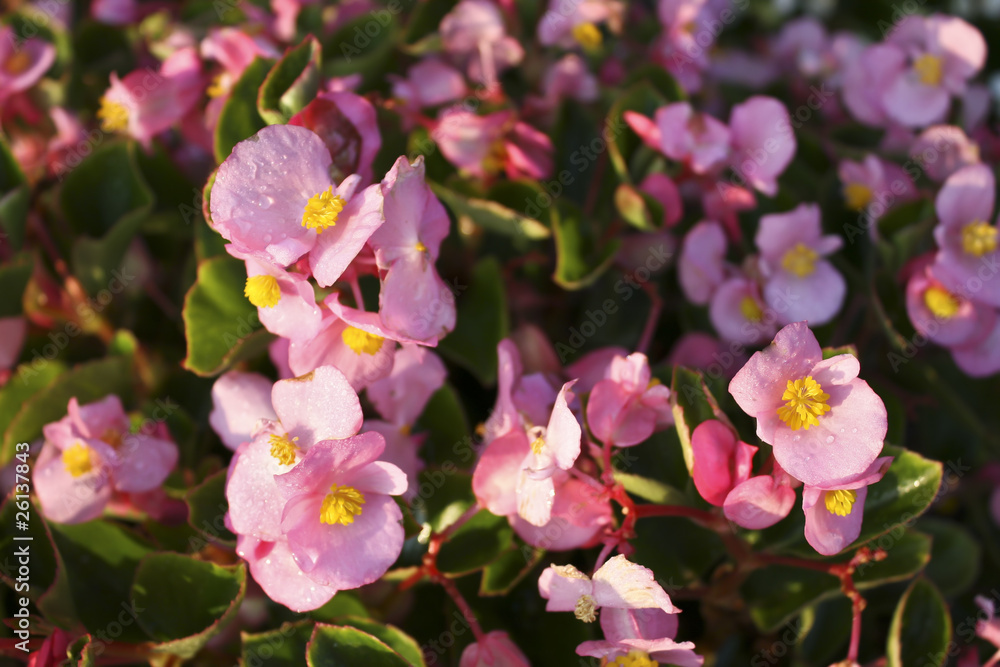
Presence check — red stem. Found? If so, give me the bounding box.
[435,575,487,644]
[630,503,719,527]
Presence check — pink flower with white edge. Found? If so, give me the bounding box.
[728,322,888,487]
[802,456,893,556]
[209,370,278,451]
[625,103,730,175]
[235,251,322,343]
[678,220,728,306]
[724,462,797,530]
[367,344,448,429]
[691,420,757,507]
[97,47,204,149]
[728,96,796,197]
[932,164,1000,307]
[587,353,672,447]
[905,257,995,349]
[910,125,981,183]
[34,396,178,524]
[516,381,582,526]
[210,124,384,281]
[577,607,703,667]
[288,91,382,184]
[0,26,56,107]
[369,155,456,344]
[755,204,845,326]
[709,275,777,346]
[439,0,523,88]
[460,631,530,667]
[881,15,986,128]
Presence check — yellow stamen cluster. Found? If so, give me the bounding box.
[572,22,603,50]
[414,241,428,253]
[244,275,281,308]
[824,489,858,517]
[923,286,960,319]
[961,220,998,257]
[530,437,546,456]
[301,187,345,233]
[843,183,873,211]
[574,594,598,622]
[601,651,659,667]
[63,443,94,478]
[319,484,366,526]
[781,243,819,278]
[342,327,385,356]
[206,73,228,98]
[776,376,831,431]
[740,295,764,322]
[913,53,943,86]
[268,433,300,466]
[97,97,129,133]
[5,51,32,75]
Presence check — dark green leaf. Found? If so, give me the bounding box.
[480,544,543,596]
[306,624,411,667]
[185,468,236,547]
[887,578,951,667]
[918,517,980,596]
[431,182,551,242]
[258,36,322,124]
[551,203,620,290]
[437,257,508,385]
[242,621,315,667]
[335,617,427,666]
[214,56,273,163]
[0,253,33,318]
[436,510,514,575]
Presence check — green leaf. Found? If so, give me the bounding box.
[669,366,729,475]
[414,470,476,532]
[0,185,29,251]
[416,384,473,467]
[431,182,551,242]
[242,621,315,667]
[614,183,665,231]
[185,468,236,547]
[437,257,508,385]
[310,592,371,622]
[132,553,246,658]
[322,14,398,89]
[887,578,951,667]
[335,617,427,667]
[606,83,667,184]
[436,509,514,575]
[258,36,322,124]
[306,624,411,667]
[2,356,133,464]
[0,361,66,447]
[918,517,980,596]
[182,254,272,376]
[214,56,273,163]
[551,202,621,290]
[822,344,858,360]
[480,543,543,596]
[0,497,60,600]
[0,252,32,318]
[613,471,687,505]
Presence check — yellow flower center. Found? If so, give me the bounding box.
[961,220,998,257]
[572,22,603,50]
[781,243,819,278]
[913,53,943,86]
[602,651,659,667]
[63,443,94,478]
[574,594,597,622]
[97,97,129,133]
[341,326,384,356]
[206,73,228,98]
[301,187,345,233]
[244,275,281,309]
[5,51,32,75]
[824,489,857,517]
[414,241,427,253]
[739,295,764,322]
[268,433,300,465]
[530,436,546,456]
[319,484,366,526]
[776,376,831,431]
[843,183,873,211]
[923,286,960,319]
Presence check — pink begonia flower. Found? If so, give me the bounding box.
[200,29,279,138]
[97,47,204,149]
[34,396,178,524]
[367,344,447,428]
[881,15,986,128]
[976,595,1000,650]
[802,456,893,556]
[289,91,382,184]
[932,164,1000,307]
[537,0,623,50]
[235,251,323,343]
[434,108,554,181]
[460,631,530,667]
[390,58,468,127]
[723,463,797,530]
[286,293,422,391]
[709,275,777,346]
[0,27,56,107]
[727,96,796,197]
[773,17,832,78]
[541,54,600,105]
[539,555,679,620]
[565,346,630,393]
[654,0,714,92]
[729,322,888,487]
[625,103,731,175]
[905,257,995,348]
[950,315,1000,378]
[691,419,757,507]
[838,155,890,216]
[210,124,384,280]
[639,173,683,228]
[577,608,703,667]
[516,381,582,526]
[209,370,278,451]
[439,0,523,88]
[587,353,672,447]
[755,203,846,326]
[0,316,27,372]
[678,220,728,306]
[511,475,612,550]
[841,44,907,127]
[368,155,456,343]
[910,125,981,183]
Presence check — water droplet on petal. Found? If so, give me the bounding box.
[826,436,834,444]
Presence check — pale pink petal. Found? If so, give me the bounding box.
[238,535,338,612]
[271,365,363,447]
[209,371,277,451]
[723,475,796,530]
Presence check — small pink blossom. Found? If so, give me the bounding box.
[709,275,777,346]
[905,257,994,348]
[727,96,796,197]
[587,353,672,447]
[723,463,797,530]
[537,0,623,49]
[910,125,981,182]
[539,555,679,619]
[440,0,523,88]
[434,108,554,181]
[460,631,530,667]
[678,220,728,306]
[691,419,757,507]
[639,173,683,228]
[0,26,56,107]
[802,456,892,555]
[625,103,730,175]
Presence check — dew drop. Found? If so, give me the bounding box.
[852,428,857,433]
[265,559,271,565]
[826,436,834,444]
[258,194,274,209]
